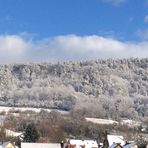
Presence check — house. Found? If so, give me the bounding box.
[110,143,122,148]
[123,143,138,148]
[0,142,15,148]
[67,139,98,148]
[21,143,61,148]
[108,135,137,148]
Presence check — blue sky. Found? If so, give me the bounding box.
[0,0,148,63]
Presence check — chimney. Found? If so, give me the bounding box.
[60,141,64,148]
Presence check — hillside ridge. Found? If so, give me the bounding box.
[0,58,148,119]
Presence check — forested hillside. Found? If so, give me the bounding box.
[0,58,148,120]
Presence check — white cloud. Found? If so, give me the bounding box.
[51,35,125,52]
[0,34,148,63]
[144,15,148,23]
[103,0,127,6]
[48,35,148,60]
[0,35,30,63]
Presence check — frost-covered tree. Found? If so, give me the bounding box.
[0,58,147,119]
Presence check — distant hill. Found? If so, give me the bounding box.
[0,58,148,119]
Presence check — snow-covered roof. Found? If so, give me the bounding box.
[69,139,98,148]
[107,135,125,146]
[70,139,84,146]
[21,143,61,148]
[123,143,135,148]
[0,141,15,148]
[84,140,98,148]
[110,143,118,148]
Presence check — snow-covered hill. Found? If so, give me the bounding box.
[0,58,148,119]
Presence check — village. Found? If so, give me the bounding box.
[0,105,146,148]
[0,0,148,147]
[0,133,147,148]
[0,110,147,148]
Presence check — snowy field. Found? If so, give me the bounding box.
[0,106,142,127]
[85,117,142,127]
[0,106,68,114]
[85,118,118,125]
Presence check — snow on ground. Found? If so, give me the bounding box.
[0,106,68,114]
[85,118,118,125]
[85,118,142,127]
[5,129,22,137]
[121,119,141,127]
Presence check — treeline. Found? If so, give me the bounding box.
[0,58,148,119]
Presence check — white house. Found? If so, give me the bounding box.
[68,139,98,148]
[21,143,61,148]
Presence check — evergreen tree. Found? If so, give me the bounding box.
[23,123,39,142]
